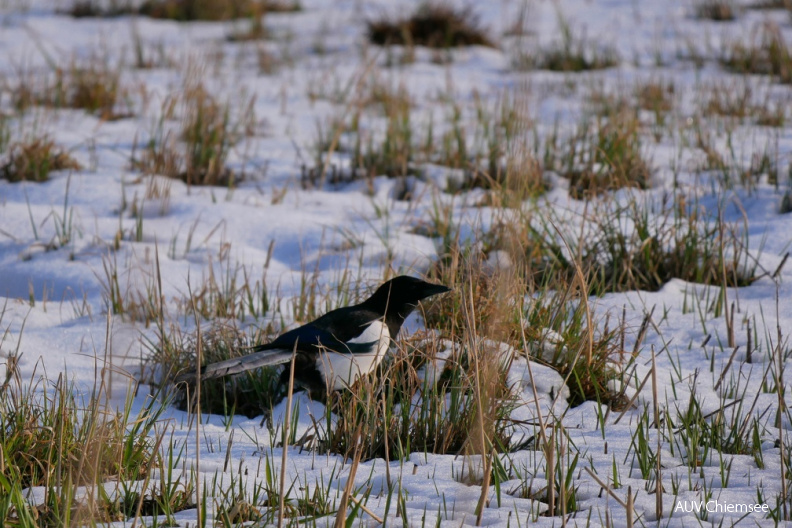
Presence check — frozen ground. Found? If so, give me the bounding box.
[2,0,792,526]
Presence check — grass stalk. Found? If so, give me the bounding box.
[189,277,204,528]
[277,344,297,528]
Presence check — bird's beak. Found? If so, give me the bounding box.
[421,283,452,299]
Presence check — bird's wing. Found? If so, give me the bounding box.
[173,323,381,384]
[308,306,385,343]
[266,322,380,354]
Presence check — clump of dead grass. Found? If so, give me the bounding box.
[635,80,674,114]
[153,323,282,418]
[66,0,136,17]
[67,0,298,20]
[138,0,298,21]
[549,108,651,199]
[512,16,618,72]
[530,45,618,72]
[13,60,129,120]
[0,353,164,525]
[695,0,738,21]
[702,82,754,119]
[699,81,786,126]
[466,153,547,206]
[1,137,81,182]
[746,0,791,8]
[488,198,758,296]
[721,23,792,83]
[317,332,518,460]
[134,83,249,186]
[304,84,546,201]
[367,3,495,49]
[424,242,628,408]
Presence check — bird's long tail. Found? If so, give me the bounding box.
[174,349,293,383]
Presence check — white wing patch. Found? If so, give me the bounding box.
[319,320,390,390]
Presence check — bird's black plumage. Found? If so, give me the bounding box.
[175,275,450,395]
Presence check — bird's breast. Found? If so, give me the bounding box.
[318,320,390,390]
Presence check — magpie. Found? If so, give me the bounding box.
[175,275,451,395]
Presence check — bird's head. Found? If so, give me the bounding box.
[366,275,451,313]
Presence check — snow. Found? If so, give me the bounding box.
[1,0,792,526]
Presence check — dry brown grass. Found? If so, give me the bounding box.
[1,138,81,182]
[721,23,792,83]
[0,354,165,525]
[467,153,547,207]
[512,16,618,72]
[66,0,135,17]
[700,81,786,126]
[635,80,674,114]
[155,324,282,418]
[317,298,518,461]
[368,3,495,49]
[556,109,652,199]
[424,234,629,408]
[13,60,129,120]
[138,0,298,21]
[134,82,249,186]
[695,0,738,21]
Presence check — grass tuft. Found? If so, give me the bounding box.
[522,286,628,408]
[1,137,81,182]
[316,329,518,461]
[695,0,738,21]
[700,81,786,127]
[304,84,545,199]
[138,0,298,21]
[0,356,165,524]
[550,109,651,198]
[514,200,757,294]
[721,22,792,83]
[636,80,674,115]
[66,0,135,17]
[466,152,547,206]
[747,0,791,8]
[0,378,151,489]
[426,243,627,407]
[153,323,283,418]
[367,3,495,49]
[513,16,618,72]
[134,83,247,186]
[13,60,128,120]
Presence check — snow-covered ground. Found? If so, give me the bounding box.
[2,0,792,526]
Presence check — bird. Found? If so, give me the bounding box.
[175,275,451,396]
